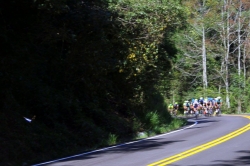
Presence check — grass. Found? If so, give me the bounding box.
[107,133,118,145]
[135,117,187,140]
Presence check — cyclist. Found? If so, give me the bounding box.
[183,100,190,117]
[173,102,179,116]
[193,99,199,119]
[211,97,217,115]
[198,97,204,115]
[168,103,174,115]
[205,97,213,116]
[214,97,222,116]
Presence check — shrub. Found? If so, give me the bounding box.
[145,111,160,129]
[107,133,118,146]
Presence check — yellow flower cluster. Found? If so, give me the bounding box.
[143,54,148,61]
[127,53,136,59]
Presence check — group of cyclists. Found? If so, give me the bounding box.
[168,97,222,118]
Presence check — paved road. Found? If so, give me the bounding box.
[33,115,250,166]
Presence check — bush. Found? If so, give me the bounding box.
[145,111,160,128]
[107,133,118,146]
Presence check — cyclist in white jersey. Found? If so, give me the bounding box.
[215,97,222,116]
[193,99,199,118]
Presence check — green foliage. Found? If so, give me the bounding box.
[153,118,187,135]
[145,111,160,128]
[141,110,187,135]
[228,74,250,113]
[169,118,183,130]
[154,126,168,134]
[107,133,118,145]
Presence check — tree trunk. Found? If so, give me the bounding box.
[238,0,242,76]
[237,99,241,114]
[202,26,208,90]
[225,0,231,108]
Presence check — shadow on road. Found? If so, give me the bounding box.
[171,150,250,166]
[39,139,186,165]
[196,119,219,124]
[183,119,219,130]
[210,150,250,166]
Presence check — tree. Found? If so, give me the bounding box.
[173,0,221,96]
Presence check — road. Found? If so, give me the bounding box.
[33,115,250,166]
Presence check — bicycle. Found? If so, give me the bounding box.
[184,105,192,118]
[194,110,199,119]
[205,106,213,117]
[172,108,178,117]
[214,105,221,116]
[215,108,221,116]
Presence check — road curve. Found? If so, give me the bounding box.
[33,115,250,166]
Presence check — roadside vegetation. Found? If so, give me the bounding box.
[1,0,250,165]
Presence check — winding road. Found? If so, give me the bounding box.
[33,115,250,166]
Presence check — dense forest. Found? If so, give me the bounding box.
[1,0,250,165]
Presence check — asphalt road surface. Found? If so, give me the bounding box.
[33,115,250,166]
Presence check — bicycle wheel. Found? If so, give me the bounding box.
[195,111,199,119]
[218,108,221,116]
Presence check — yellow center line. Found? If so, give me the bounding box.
[148,115,250,166]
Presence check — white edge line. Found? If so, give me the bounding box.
[32,119,198,166]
